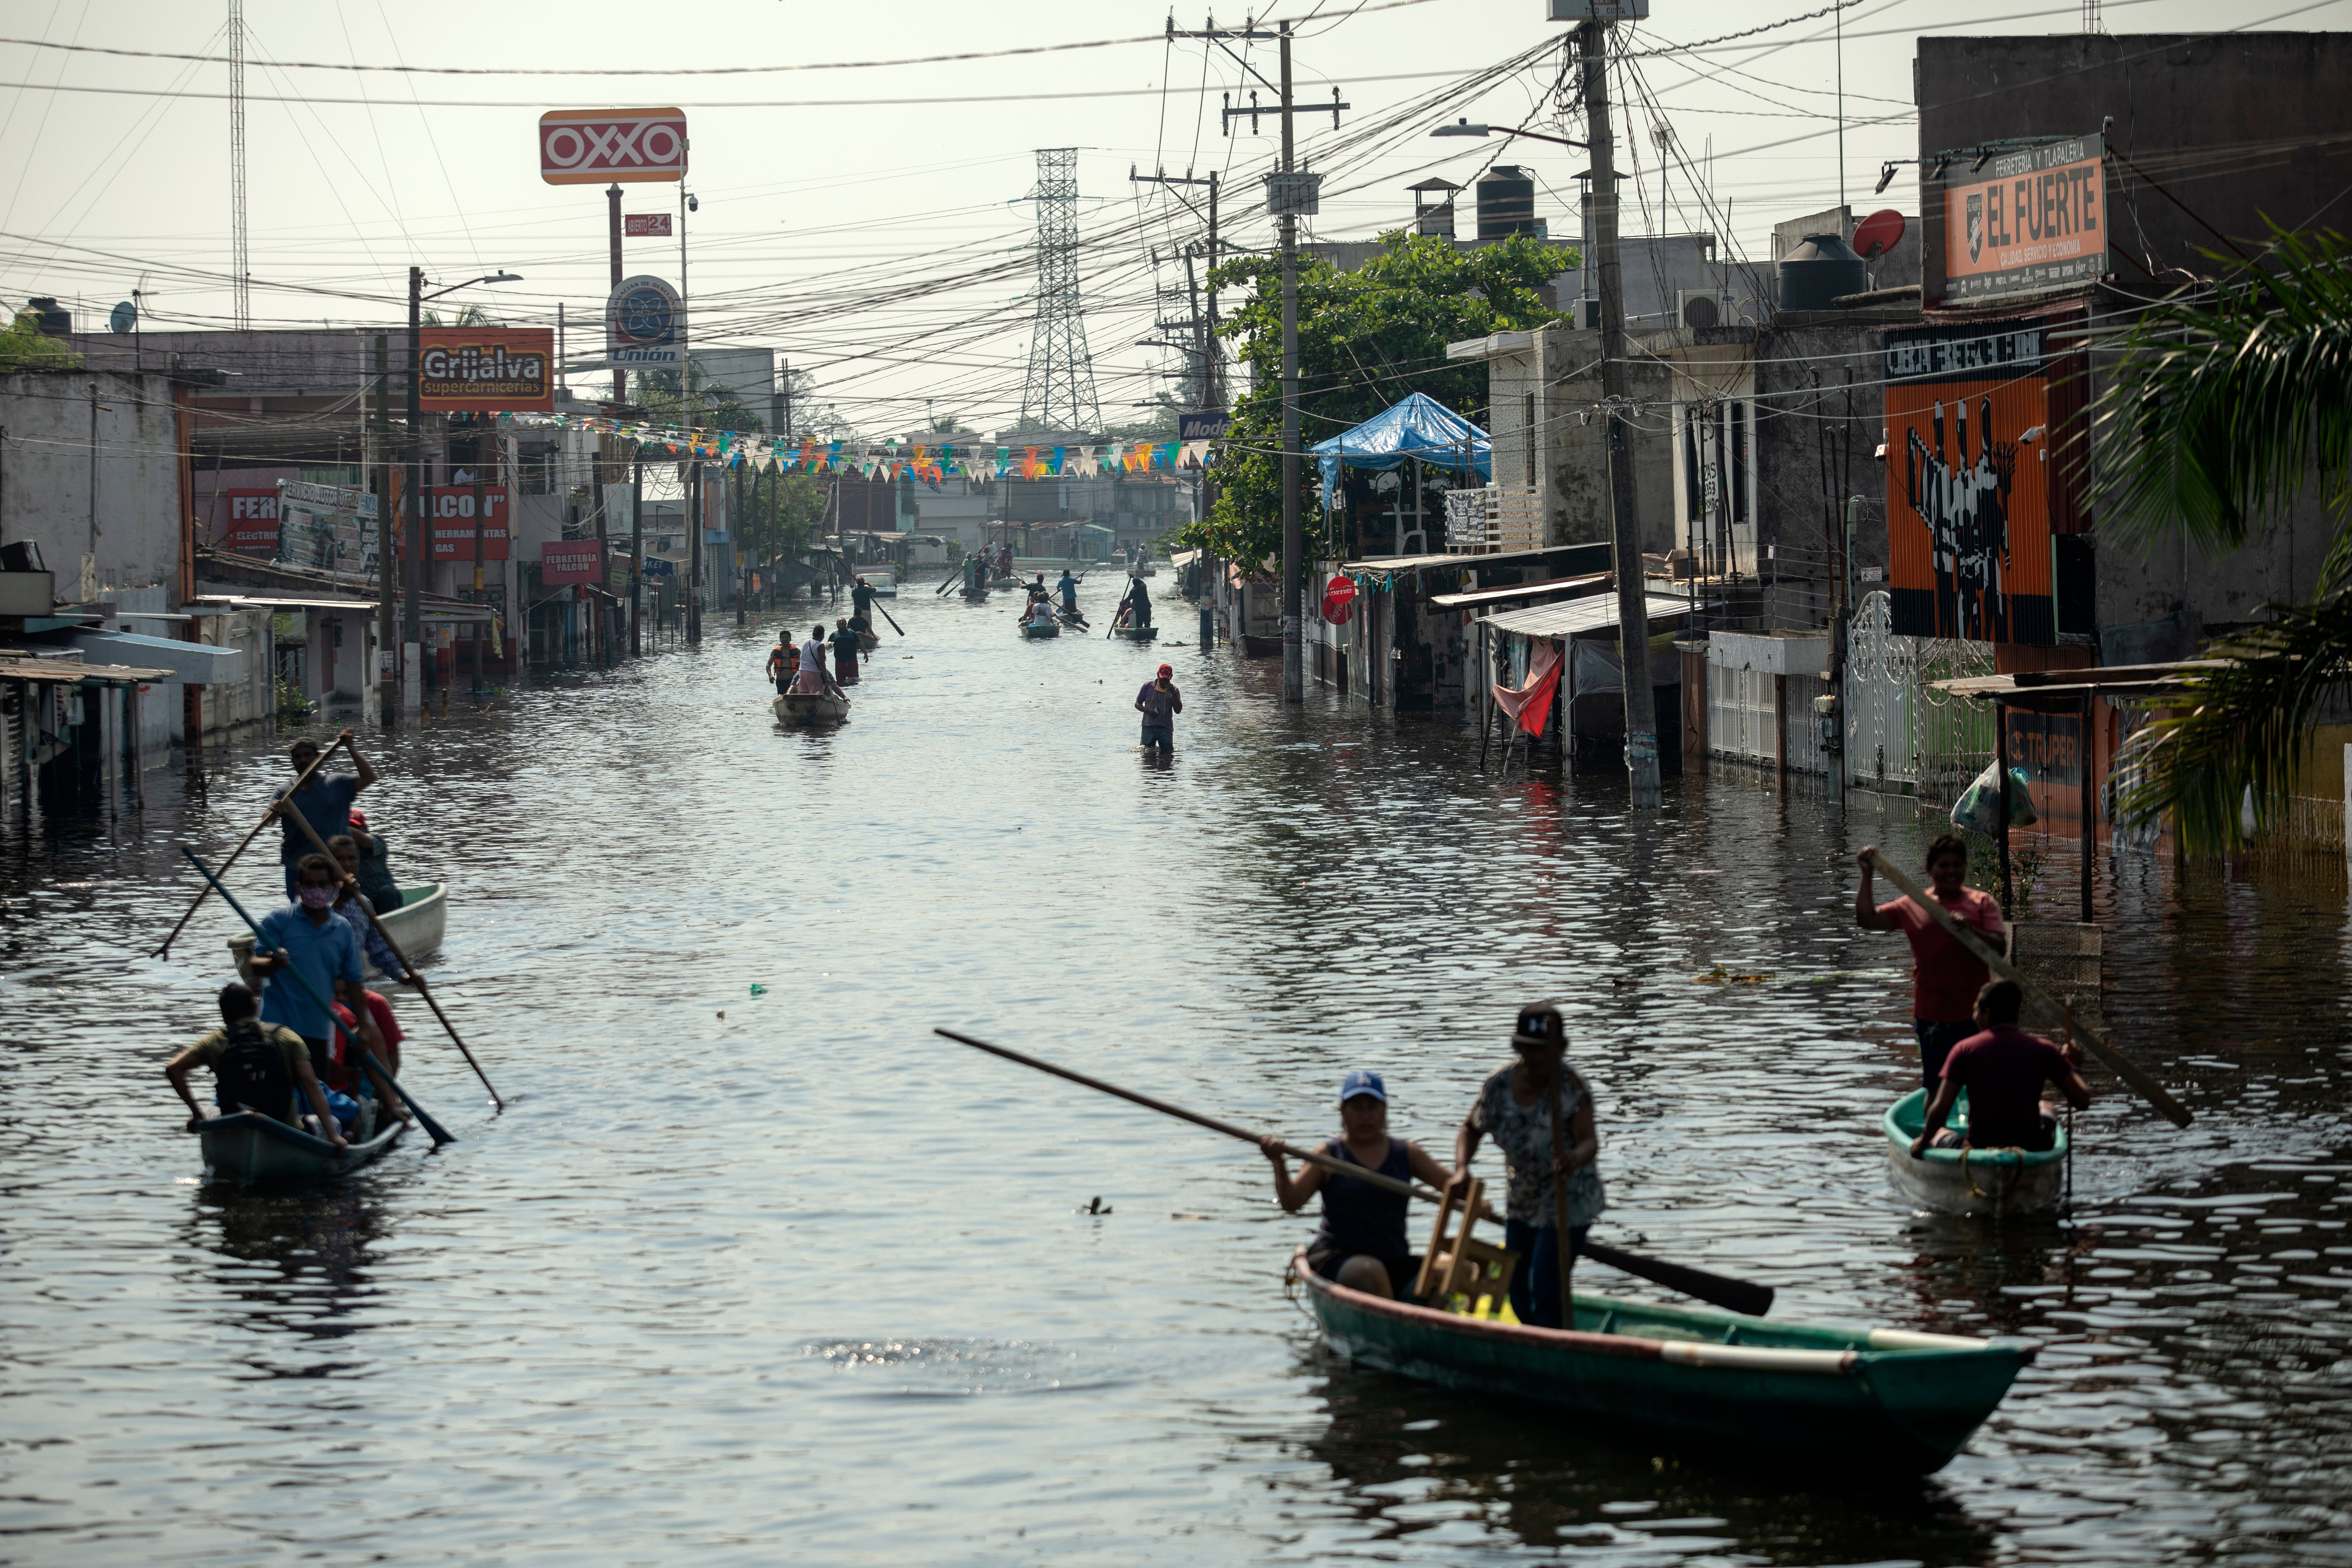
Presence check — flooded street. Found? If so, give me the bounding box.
[5,580,2350,1566]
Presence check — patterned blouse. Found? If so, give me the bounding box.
[1467,1062,1608,1229]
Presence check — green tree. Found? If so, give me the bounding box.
[2091,227,2352,849]
[0,308,80,371]
[736,469,828,564]
[1170,230,1574,572]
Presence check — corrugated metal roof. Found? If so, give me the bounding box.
[1477,594,1700,639]
[1428,571,1609,610]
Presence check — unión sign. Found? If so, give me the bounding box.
[1942,133,2108,303]
[607,275,685,367]
[539,109,688,185]
[418,328,554,412]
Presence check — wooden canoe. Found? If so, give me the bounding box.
[988,575,1021,589]
[1020,620,1061,639]
[1295,1248,2034,1475]
[858,631,881,653]
[229,882,447,986]
[1115,625,1159,642]
[774,690,850,725]
[195,1107,405,1186]
[959,586,990,600]
[1884,1088,2067,1218]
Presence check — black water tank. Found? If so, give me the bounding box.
[1475,165,1536,240]
[1777,233,1869,312]
[25,296,70,335]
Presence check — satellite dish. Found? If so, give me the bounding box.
[108,300,137,334]
[1852,209,1906,262]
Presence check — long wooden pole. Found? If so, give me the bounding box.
[932,1028,1774,1318]
[181,847,453,1145]
[1547,1070,1575,1323]
[276,788,504,1110]
[1866,847,2191,1127]
[153,737,346,957]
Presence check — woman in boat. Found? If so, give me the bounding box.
[1453,1004,1606,1329]
[1260,1070,1457,1301]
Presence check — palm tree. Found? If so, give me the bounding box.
[2090,226,2352,851]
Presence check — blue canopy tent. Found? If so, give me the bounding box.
[1310,391,1491,509]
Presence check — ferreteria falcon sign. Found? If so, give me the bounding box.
[1942,132,2110,303]
[417,328,555,412]
[539,109,688,184]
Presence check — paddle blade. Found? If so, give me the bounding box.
[1583,1239,1774,1318]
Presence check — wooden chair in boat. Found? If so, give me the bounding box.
[1414,1176,1519,1316]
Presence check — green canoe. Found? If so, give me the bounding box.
[1884,1087,2067,1218]
[1020,619,1061,638]
[1295,1248,2034,1475]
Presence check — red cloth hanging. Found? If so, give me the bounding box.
[1491,640,1561,738]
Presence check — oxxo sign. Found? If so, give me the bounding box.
[538,109,688,185]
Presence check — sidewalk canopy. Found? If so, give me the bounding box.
[1310,392,1491,507]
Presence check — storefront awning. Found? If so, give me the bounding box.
[1478,594,1699,639]
[1428,572,1609,610]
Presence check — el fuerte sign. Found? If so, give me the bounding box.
[1942,133,2110,303]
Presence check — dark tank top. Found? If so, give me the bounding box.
[1313,1138,1412,1262]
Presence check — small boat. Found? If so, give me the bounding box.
[960,586,990,601]
[774,690,850,726]
[1115,625,1159,642]
[1020,619,1061,639]
[1130,562,1158,578]
[194,1105,405,1186]
[1884,1088,2067,1218]
[1295,1249,2035,1476]
[230,882,448,986]
[858,630,881,654]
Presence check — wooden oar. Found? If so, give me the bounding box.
[1866,848,2191,1128]
[873,599,906,636]
[181,847,454,1145]
[269,786,506,1110]
[932,1028,1775,1318]
[153,736,347,958]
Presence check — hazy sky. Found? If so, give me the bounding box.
[1,0,2342,438]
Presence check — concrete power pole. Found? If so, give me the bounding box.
[1581,17,1662,808]
[1278,23,1303,704]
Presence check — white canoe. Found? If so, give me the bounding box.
[229,882,447,986]
[1884,1088,2067,1218]
[775,691,850,726]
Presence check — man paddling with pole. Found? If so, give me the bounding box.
[1454,1004,1603,1330]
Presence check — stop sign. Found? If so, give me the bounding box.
[1321,573,1358,624]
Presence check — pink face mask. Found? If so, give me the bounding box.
[297,885,336,910]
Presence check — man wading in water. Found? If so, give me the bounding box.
[1261,1070,1457,1301]
[1134,664,1181,755]
[1855,834,2007,1091]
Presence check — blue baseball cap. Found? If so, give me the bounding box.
[1339,1069,1387,1104]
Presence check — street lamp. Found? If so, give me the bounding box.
[402,267,521,719]
[1431,117,1589,151]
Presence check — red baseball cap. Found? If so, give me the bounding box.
[1157,663,1173,677]
[347,809,368,828]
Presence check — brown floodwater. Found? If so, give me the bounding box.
[3,579,2348,1565]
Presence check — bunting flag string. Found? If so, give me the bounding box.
[497,410,1217,477]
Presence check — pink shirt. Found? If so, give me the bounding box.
[1879,885,2005,1022]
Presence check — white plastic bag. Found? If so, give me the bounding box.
[1952,761,2038,836]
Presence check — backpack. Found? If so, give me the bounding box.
[215,1018,293,1119]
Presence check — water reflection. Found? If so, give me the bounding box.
[179,1181,393,1365]
[1286,1348,1995,1564]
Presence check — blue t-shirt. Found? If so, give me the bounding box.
[254,904,363,1040]
[275,775,362,864]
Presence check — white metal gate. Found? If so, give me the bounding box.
[1846,591,1916,790]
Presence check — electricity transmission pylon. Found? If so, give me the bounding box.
[1017,148,1100,434]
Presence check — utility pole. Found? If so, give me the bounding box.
[1129,164,1222,411]
[1581,16,1662,807]
[607,183,626,404]
[373,334,394,724]
[630,448,644,658]
[680,179,700,644]
[405,266,424,715]
[1174,15,1344,702]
